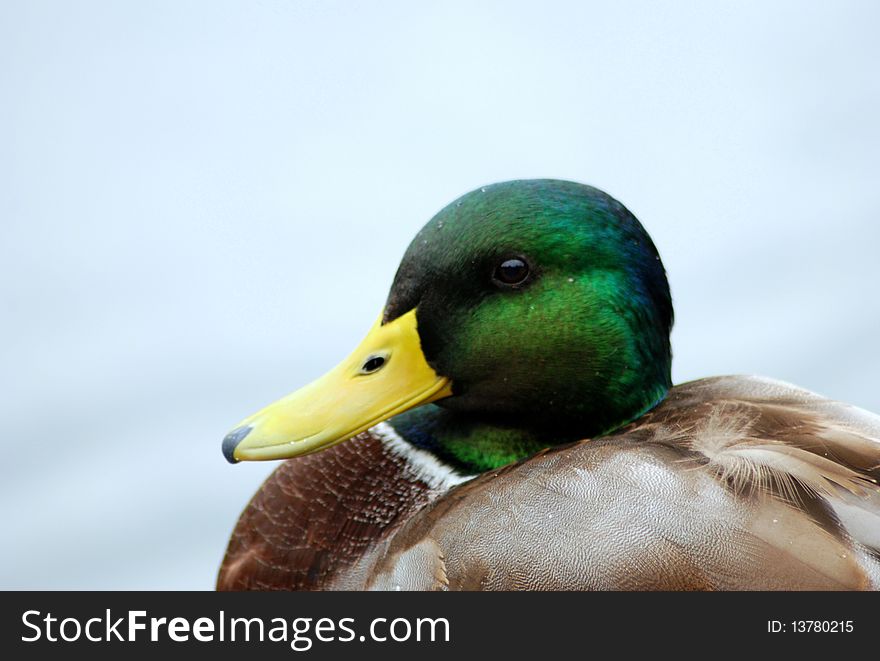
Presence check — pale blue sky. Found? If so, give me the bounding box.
[2,1,878,588]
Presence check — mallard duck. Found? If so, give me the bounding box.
[218,179,880,590]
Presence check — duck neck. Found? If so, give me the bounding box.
[387,406,544,473]
[387,388,667,474]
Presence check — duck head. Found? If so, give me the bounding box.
[223,179,673,466]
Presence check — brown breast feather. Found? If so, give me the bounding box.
[216,431,442,590]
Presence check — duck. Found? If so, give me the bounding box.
[217,179,880,590]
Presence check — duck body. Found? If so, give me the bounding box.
[219,375,880,590]
[219,180,880,590]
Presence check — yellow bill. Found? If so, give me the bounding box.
[222,308,452,462]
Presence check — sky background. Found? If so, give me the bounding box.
[2,1,879,589]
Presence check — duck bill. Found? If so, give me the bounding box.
[222,308,452,463]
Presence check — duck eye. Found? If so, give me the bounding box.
[360,355,386,374]
[493,257,530,286]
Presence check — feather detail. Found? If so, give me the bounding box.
[638,376,880,555]
[674,404,876,500]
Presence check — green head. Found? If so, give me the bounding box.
[385,179,673,444]
[223,179,673,473]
